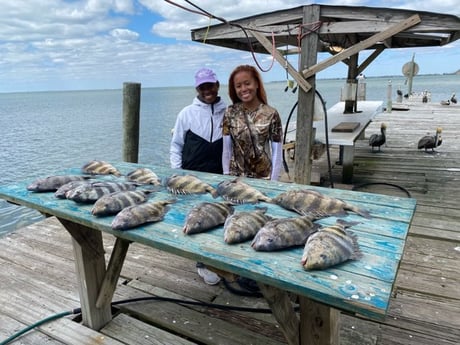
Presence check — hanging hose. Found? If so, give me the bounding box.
[282,89,334,187]
[0,295,300,345]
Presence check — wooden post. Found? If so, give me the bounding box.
[294,5,320,185]
[122,82,141,163]
[345,54,359,113]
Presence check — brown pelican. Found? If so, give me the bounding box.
[369,123,387,152]
[451,93,457,104]
[417,127,442,152]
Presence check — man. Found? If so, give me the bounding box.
[170,68,226,285]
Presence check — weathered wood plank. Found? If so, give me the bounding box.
[102,313,197,345]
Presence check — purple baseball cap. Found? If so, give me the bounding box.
[195,68,218,87]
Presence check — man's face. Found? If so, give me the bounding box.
[197,82,219,104]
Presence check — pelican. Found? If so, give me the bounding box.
[417,127,442,152]
[369,123,387,152]
[451,93,457,104]
[440,99,450,106]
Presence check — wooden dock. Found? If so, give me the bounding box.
[1,101,459,344]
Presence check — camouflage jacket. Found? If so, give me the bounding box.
[223,103,283,179]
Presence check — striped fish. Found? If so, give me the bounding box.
[91,190,152,216]
[81,160,122,176]
[27,175,90,192]
[273,189,371,219]
[223,207,272,244]
[54,180,95,199]
[111,199,175,230]
[183,201,234,234]
[165,174,218,197]
[126,168,161,186]
[301,220,362,270]
[217,177,272,204]
[65,181,137,203]
[251,216,320,251]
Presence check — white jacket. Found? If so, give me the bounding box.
[170,96,227,169]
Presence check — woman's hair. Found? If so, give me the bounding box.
[228,65,268,105]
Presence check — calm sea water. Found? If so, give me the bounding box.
[0,74,458,236]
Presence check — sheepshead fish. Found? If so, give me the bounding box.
[66,181,137,203]
[223,207,272,244]
[165,174,218,197]
[111,199,175,230]
[183,201,234,234]
[126,167,161,186]
[82,160,122,176]
[216,177,272,204]
[91,190,152,216]
[301,220,362,270]
[251,216,320,251]
[54,180,95,199]
[273,189,371,219]
[27,175,90,192]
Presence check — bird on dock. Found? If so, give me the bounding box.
[440,99,450,106]
[450,93,457,104]
[369,123,387,152]
[417,127,442,152]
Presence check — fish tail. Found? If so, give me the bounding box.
[210,188,219,198]
[336,219,360,228]
[348,205,371,219]
[349,232,363,260]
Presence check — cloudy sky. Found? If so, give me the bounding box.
[1,0,459,93]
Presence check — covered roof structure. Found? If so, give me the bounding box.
[191,4,460,184]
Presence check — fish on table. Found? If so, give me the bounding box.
[81,160,122,176]
[301,220,362,270]
[251,215,320,251]
[65,181,138,203]
[216,177,272,204]
[223,206,272,244]
[54,180,95,199]
[27,175,91,192]
[111,199,175,230]
[273,189,371,219]
[91,190,153,216]
[165,173,218,197]
[126,167,161,186]
[183,201,234,235]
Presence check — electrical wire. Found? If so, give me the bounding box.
[352,182,412,198]
[0,295,299,345]
[282,90,334,187]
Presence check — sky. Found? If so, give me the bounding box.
[1,0,459,93]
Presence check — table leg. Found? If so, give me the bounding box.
[58,218,112,330]
[258,283,299,345]
[341,145,355,184]
[299,296,340,345]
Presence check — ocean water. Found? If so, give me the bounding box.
[0,74,458,236]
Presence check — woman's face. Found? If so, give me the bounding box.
[196,82,219,104]
[233,71,258,104]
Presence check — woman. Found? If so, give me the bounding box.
[222,65,283,180]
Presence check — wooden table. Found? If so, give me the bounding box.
[0,162,416,345]
[314,101,383,183]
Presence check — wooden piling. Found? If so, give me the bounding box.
[122,82,141,163]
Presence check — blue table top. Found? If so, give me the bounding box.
[0,162,416,321]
